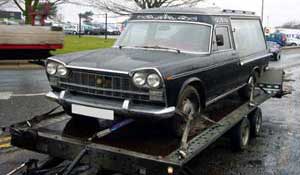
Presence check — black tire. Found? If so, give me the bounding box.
[238,74,256,100]
[249,108,262,137]
[276,52,281,61]
[172,86,201,137]
[291,43,297,46]
[231,117,251,151]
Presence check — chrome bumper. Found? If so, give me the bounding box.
[46,91,175,118]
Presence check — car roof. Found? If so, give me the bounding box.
[133,7,259,18]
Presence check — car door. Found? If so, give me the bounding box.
[211,25,240,98]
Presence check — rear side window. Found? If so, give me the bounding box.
[231,19,266,57]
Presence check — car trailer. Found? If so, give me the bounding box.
[7,68,289,175]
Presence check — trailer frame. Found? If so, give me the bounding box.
[9,68,287,175]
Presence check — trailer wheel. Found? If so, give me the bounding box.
[172,86,201,137]
[249,108,262,137]
[231,117,250,151]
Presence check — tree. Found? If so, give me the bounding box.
[36,1,57,19]
[80,11,94,24]
[280,21,300,29]
[88,0,204,15]
[3,0,73,24]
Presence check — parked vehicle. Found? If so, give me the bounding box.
[107,24,121,35]
[63,24,84,35]
[266,32,287,47]
[45,8,270,137]
[286,36,300,46]
[267,41,281,61]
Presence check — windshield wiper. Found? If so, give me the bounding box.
[134,45,181,54]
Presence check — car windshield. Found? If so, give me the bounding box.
[115,21,212,53]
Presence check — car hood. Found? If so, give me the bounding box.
[49,48,211,77]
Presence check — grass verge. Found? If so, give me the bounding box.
[51,35,116,55]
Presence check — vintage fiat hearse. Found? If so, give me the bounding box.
[45,8,270,136]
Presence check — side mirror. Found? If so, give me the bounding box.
[216,34,224,46]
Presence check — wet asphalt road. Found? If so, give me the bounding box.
[0,50,300,174]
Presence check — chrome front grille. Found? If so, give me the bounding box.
[59,69,150,101]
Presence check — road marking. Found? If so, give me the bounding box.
[0,92,12,100]
[0,136,11,149]
[0,136,11,143]
[12,92,46,97]
[0,143,11,149]
[0,92,46,100]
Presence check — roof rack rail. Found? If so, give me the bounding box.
[222,9,256,15]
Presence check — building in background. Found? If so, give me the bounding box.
[0,10,22,20]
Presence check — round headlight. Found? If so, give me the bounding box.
[57,64,67,76]
[47,62,57,75]
[147,73,161,88]
[133,72,146,87]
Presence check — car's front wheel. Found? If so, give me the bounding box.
[172,86,201,137]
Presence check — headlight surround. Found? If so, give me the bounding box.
[147,73,161,88]
[57,64,68,76]
[133,72,147,87]
[46,62,58,75]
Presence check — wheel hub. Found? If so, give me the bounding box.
[182,99,195,116]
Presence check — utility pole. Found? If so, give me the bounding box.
[79,13,82,38]
[105,13,108,40]
[261,0,265,23]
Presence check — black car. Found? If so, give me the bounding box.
[45,8,270,137]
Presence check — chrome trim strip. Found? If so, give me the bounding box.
[47,58,67,66]
[132,11,259,18]
[240,53,272,66]
[206,84,247,106]
[67,65,129,75]
[114,20,213,55]
[122,100,130,110]
[130,106,176,115]
[59,90,66,100]
[45,91,175,117]
[47,58,129,75]
[45,91,59,101]
[129,20,212,26]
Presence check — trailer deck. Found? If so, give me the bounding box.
[9,68,286,175]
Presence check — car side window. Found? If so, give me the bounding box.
[214,26,232,51]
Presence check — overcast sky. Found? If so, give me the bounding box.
[4,0,300,27]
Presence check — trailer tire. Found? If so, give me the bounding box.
[231,117,250,151]
[238,74,256,100]
[249,108,262,137]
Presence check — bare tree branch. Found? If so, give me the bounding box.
[86,0,204,15]
[0,0,10,6]
[13,0,25,12]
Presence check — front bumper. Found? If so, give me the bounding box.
[46,91,176,119]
